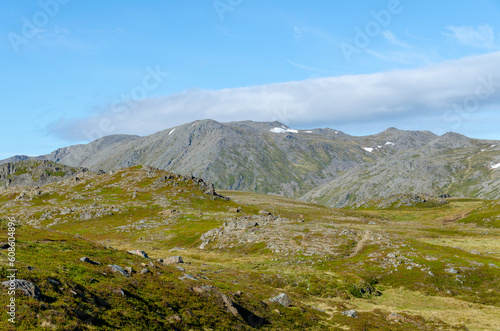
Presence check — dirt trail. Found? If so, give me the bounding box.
[347,231,371,258]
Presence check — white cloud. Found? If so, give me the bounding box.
[444,24,496,48]
[364,49,432,66]
[383,31,412,48]
[50,52,500,141]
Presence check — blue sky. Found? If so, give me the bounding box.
[1,0,500,157]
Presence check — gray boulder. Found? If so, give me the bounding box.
[386,312,405,322]
[341,310,358,318]
[108,265,129,277]
[80,256,102,265]
[1,279,42,300]
[159,256,184,265]
[179,274,198,281]
[269,293,291,307]
[128,250,149,259]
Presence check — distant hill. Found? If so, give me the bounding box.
[2,120,499,206]
[0,160,88,189]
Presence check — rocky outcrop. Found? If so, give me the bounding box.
[357,194,449,209]
[0,160,88,189]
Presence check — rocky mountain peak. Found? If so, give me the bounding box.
[1,120,498,206]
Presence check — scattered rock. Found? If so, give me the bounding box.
[424,256,438,261]
[386,312,406,322]
[128,250,150,259]
[125,267,134,274]
[341,310,358,318]
[79,212,93,220]
[179,274,198,281]
[192,285,214,294]
[229,207,242,213]
[269,293,291,307]
[445,267,459,274]
[47,278,60,286]
[40,212,53,221]
[259,210,271,215]
[80,256,102,265]
[140,268,150,274]
[217,291,239,317]
[224,220,258,231]
[159,209,177,216]
[60,207,72,215]
[1,279,42,300]
[387,253,397,258]
[108,265,129,277]
[159,256,184,265]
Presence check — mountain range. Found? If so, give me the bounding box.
[2,119,499,206]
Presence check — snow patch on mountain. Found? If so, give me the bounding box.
[270,127,298,133]
[491,162,500,169]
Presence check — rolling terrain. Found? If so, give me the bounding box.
[1,162,499,330]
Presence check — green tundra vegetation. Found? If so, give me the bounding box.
[0,164,499,330]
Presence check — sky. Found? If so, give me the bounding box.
[1,0,500,158]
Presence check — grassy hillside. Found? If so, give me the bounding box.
[1,165,499,330]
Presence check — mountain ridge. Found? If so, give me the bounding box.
[2,119,499,206]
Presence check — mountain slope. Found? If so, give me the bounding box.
[2,120,499,205]
[302,135,500,207]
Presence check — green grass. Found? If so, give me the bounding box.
[45,169,67,177]
[1,165,499,330]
